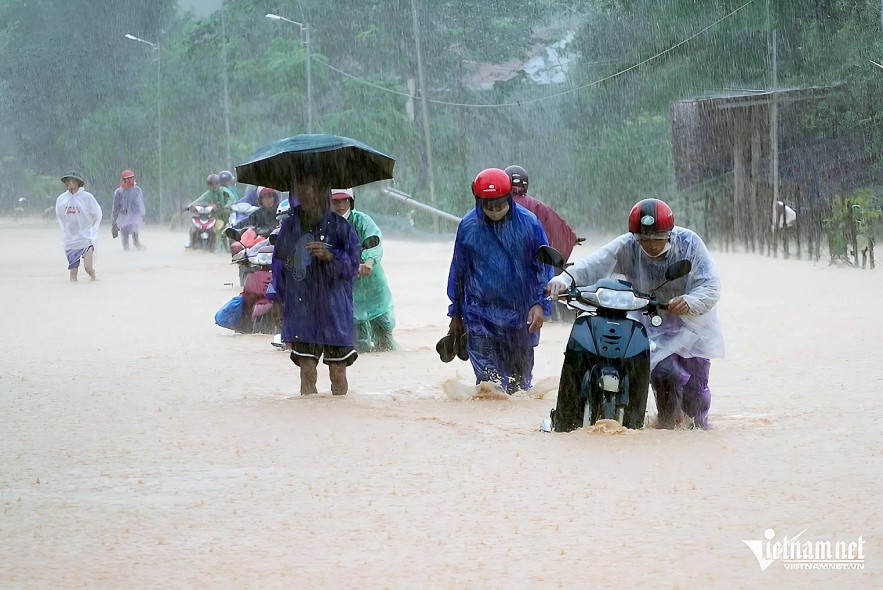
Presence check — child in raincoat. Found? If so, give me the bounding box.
[55,171,102,282]
[446,168,552,394]
[331,188,397,352]
[547,198,724,429]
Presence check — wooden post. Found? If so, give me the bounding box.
[794,187,802,259]
[846,200,860,266]
[733,126,747,251]
[750,114,762,253]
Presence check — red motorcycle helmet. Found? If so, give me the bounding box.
[471,168,511,199]
[628,198,674,235]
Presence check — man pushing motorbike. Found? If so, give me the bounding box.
[546,198,724,429]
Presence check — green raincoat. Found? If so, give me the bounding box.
[189,187,236,210]
[348,209,397,351]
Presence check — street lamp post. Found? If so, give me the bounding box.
[125,33,164,223]
[266,13,312,133]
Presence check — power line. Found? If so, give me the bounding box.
[315,0,757,109]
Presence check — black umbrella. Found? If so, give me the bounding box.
[235,133,395,192]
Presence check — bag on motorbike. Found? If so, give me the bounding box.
[214,295,245,330]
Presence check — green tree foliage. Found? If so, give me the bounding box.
[0,0,881,232]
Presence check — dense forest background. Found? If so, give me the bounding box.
[1,0,882,240]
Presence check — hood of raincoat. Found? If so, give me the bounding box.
[473,195,514,224]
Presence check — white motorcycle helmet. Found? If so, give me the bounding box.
[276,198,290,221]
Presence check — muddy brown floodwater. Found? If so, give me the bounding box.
[1,220,880,588]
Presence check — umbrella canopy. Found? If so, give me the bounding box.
[235,133,395,192]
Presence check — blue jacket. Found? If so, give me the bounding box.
[272,206,360,347]
[447,200,552,341]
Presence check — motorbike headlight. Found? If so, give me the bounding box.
[594,288,649,311]
[252,252,274,266]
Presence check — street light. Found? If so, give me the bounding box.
[266,13,312,133]
[124,33,164,223]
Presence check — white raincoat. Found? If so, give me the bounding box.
[55,188,102,250]
[549,227,724,369]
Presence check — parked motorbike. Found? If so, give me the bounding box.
[227,226,267,286]
[188,203,219,251]
[537,245,692,432]
[224,228,280,334]
[230,201,258,226]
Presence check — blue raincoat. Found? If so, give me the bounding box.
[272,202,360,347]
[447,200,552,392]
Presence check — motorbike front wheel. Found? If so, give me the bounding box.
[554,360,587,432]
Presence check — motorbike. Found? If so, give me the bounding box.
[188,203,219,251]
[230,201,258,226]
[224,228,280,334]
[228,225,267,286]
[537,245,692,432]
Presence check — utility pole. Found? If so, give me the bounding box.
[770,31,779,257]
[266,14,312,133]
[221,10,232,168]
[305,23,312,133]
[767,0,780,257]
[157,45,163,223]
[124,34,164,223]
[411,0,438,232]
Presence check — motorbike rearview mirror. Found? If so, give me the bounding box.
[361,235,381,250]
[537,245,565,268]
[269,232,277,245]
[665,259,692,281]
[224,227,241,242]
[650,259,692,293]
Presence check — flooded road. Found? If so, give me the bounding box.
[1,220,880,587]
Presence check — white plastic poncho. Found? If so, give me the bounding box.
[550,227,724,369]
[55,188,103,250]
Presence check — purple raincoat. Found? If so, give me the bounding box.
[111,185,145,232]
[272,204,360,347]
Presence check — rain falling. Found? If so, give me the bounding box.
[1,0,880,587]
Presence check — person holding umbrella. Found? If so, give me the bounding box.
[272,173,361,395]
[236,133,397,395]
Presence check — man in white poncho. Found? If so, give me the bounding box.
[547,198,724,429]
[55,171,102,282]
